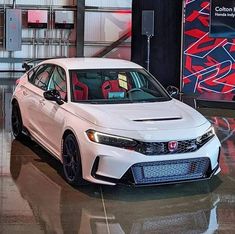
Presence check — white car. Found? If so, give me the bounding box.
[11,58,221,186]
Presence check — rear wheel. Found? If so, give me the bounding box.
[62,134,85,185]
[11,102,24,140]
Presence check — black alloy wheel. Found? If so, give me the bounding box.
[62,134,84,185]
[11,102,24,140]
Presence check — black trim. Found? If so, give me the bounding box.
[217,147,221,164]
[91,157,100,178]
[28,23,48,28]
[91,156,134,184]
[55,23,74,29]
[133,117,182,122]
[197,98,235,110]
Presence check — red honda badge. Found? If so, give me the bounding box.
[168,141,178,152]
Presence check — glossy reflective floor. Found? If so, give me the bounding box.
[1,80,235,233]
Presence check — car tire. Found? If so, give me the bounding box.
[62,134,85,186]
[11,102,24,140]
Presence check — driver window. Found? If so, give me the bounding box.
[48,66,67,101]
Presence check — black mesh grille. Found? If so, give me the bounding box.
[135,135,214,156]
[131,157,210,185]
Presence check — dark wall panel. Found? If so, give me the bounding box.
[131,0,183,88]
[182,0,235,95]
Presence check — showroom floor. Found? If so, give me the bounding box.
[0,80,235,233]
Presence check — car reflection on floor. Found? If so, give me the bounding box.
[209,116,235,175]
[8,136,235,233]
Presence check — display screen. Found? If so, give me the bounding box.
[210,0,235,38]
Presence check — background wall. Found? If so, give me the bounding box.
[84,0,131,59]
[0,0,76,71]
[0,0,131,72]
[183,0,235,94]
[131,0,183,88]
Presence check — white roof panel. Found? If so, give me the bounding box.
[40,58,142,70]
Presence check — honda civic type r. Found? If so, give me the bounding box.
[11,58,221,186]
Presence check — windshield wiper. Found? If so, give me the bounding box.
[79,99,134,104]
[75,97,169,104]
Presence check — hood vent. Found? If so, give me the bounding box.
[133,117,182,122]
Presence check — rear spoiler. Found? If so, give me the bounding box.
[22,57,66,71]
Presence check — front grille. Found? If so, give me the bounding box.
[136,139,198,155]
[135,135,214,156]
[131,157,210,185]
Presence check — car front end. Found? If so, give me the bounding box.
[76,116,220,186]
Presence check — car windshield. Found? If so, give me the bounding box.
[69,69,171,104]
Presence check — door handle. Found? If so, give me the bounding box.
[39,99,45,106]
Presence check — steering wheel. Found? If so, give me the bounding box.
[127,88,145,99]
[127,88,144,94]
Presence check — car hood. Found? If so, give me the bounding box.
[71,99,208,131]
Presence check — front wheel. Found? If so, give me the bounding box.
[62,134,85,185]
[11,102,24,140]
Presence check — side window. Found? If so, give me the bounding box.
[48,66,67,101]
[31,64,54,91]
[27,68,36,82]
[27,65,41,82]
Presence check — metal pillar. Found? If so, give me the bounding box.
[76,0,85,57]
[146,35,152,71]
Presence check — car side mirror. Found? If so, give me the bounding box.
[166,86,179,98]
[43,90,64,105]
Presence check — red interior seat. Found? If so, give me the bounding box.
[102,80,131,99]
[72,73,88,101]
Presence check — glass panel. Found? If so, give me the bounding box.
[69,69,170,104]
[32,65,53,90]
[48,66,67,101]
[85,0,131,8]
[85,12,131,42]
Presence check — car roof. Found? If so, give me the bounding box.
[39,58,143,70]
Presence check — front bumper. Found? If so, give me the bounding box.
[91,158,220,186]
[80,135,221,186]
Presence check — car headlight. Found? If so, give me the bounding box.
[86,130,137,149]
[196,126,215,146]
